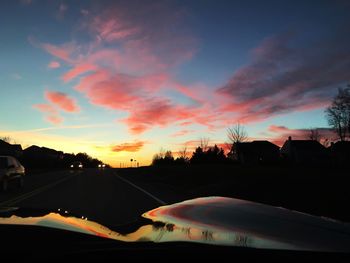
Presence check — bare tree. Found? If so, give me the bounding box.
[0,136,12,143]
[325,87,350,141]
[178,147,189,160]
[199,137,210,151]
[309,129,320,142]
[227,123,248,144]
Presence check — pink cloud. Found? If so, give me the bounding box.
[62,63,97,82]
[171,130,194,137]
[46,115,64,125]
[81,9,89,16]
[48,61,60,69]
[122,98,196,134]
[90,16,139,42]
[45,91,80,112]
[57,3,68,19]
[111,141,145,152]
[33,104,63,125]
[41,42,75,63]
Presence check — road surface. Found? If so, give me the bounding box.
[0,169,170,227]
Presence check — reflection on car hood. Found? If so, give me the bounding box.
[0,197,350,252]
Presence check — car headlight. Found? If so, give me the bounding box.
[98,164,101,168]
[102,164,106,167]
[70,165,73,168]
[79,164,83,168]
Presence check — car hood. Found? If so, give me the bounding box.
[0,196,350,252]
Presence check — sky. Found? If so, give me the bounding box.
[1,0,349,166]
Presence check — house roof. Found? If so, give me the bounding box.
[24,145,60,155]
[236,141,280,152]
[330,141,350,153]
[0,139,11,148]
[284,140,326,151]
[0,140,22,151]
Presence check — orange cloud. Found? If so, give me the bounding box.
[111,141,145,152]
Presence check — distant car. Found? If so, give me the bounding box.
[98,164,106,169]
[0,155,25,191]
[70,161,83,169]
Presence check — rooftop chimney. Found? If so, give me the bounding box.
[288,136,292,141]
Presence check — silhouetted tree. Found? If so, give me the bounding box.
[190,146,205,164]
[164,151,174,163]
[227,124,248,159]
[309,129,320,142]
[175,147,190,165]
[152,150,175,165]
[325,86,350,141]
[227,124,248,144]
[178,147,188,159]
[206,145,226,163]
[199,137,210,151]
[190,145,227,164]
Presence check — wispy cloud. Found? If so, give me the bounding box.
[48,61,60,69]
[57,3,68,19]
[29,36,76,63]
[80,9,89,16]
[34,91,80,125]
[11,73,22,80]
[218,30,350,124]
[170,129,194,137]
[33,103,63,125]
[10,124,113,133]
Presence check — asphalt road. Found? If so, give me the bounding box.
[0,169,168,227]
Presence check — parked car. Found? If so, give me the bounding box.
[0,155,25,191]
[70,161,83,169]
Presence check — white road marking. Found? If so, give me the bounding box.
[0,174,75,207]
[115,174,167,206]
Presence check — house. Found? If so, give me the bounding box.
[329,141,350,166]
[24,145,63,159]
[22,145,64,168]
[233,140,280,164]
[280,136,328,164]
[0,139,23,157]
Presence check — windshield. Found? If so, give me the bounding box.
[1,0,350,256]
